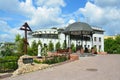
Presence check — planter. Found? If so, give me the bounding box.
[70,54,79,61]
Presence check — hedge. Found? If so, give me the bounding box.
[0,56,19,73]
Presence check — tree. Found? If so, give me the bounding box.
[55,42,61,50]
[62,41,66,49]
[104,38,115,53]
[71,43,76,52]
[48,41,54,51]
[104,35,120,54]
[115,35,120,53]
[29,40,38,56]
[37,40,42,47]
[15,34,24,54]
[1,46,13,56]
[15,34,21,42]
[41,44,48,57]
[17,38,24,54]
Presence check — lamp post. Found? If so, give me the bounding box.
[20,22,32,54]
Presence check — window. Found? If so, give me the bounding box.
[94,45,96,48]
[99,37,101,42]
[84,45,86,48]
[88,45,90,48]
[99,45,101,51]
[94,37,97,41]
[33,34,58,39]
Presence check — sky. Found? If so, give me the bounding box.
[0,0,120,42]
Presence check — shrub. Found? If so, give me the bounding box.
[37,40,42,47]
[62,41,66,49]
[71,43,76,52]
[41,44,48,57]
[104,35,120,54]
[42,55,68,64]
[0,56,19,73]
[28,40,38,56]
[34,60,42,64]
[48,41,54,51]
[55,42,61,51]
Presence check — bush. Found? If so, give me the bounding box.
[71,43,76,52]
[42,55,68,64]
[28,40,38,56]
[1,56,19,61]
[55,42,61,51]
[48,41,54,51]
[62,41,66,49]
[34,60,42,64]
[104,35,120,54]
[0,56,19,73]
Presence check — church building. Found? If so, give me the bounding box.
[28,22,104,52]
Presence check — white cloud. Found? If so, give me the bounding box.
[19,0,36,16]
[0,34,11,42]
[27,7,65,29]
[78,1,120,35]
[0,0,66,42]
[0,0,66,28]
[18,0,66,29]
[1,0,119,42]
[68,19,76,24]
[0,20,21,34]
[34,0,65,7]
[80,2,104,25]
[94,0,120,8]
[0,20,11,32]
[0,20,22,42]
[0,0,20,12]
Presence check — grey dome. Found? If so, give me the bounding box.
[65,22,93,32]
[64,22,93,35]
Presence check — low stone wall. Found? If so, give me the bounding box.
[13,54,79,76]
[13,63,49,76]
[13,55,49,76]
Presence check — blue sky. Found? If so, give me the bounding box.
[62,0,87,13]
[0,0,120,42]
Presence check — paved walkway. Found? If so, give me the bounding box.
[1,54,120,80]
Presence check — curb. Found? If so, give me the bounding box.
[0,73,12,79]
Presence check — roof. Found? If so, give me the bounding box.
[32,28,58,35]
[92,26,104,32]
[64,22,93,35]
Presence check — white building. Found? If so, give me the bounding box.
[92,27,104,52]
[28,22,104,52]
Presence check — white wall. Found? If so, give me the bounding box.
[93,34,104,51]
[28,31,104,52]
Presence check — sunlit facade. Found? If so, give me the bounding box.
[28,26,104,52]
